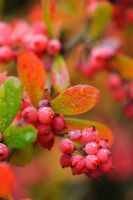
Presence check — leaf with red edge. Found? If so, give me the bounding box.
[0,163,15,198]
[110,53,133,80]
[51,55,70,93]
[65,118,114,146]
[51,85,100,115]
[17,52,46,107]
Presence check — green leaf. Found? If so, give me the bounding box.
[10,145,33,166]
[109,53,133,80]
[51,85,100,115]
[3,125,37,149]
[0,77,22,132]
[65,118,114,146]
[89,2,113,41]
[51,55,70,93]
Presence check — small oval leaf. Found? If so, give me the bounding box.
[17,52,46,107]
[3,125,37,149]
[0,77,22,132]
[51,55,70,93]
[51,85,100,115]
[65,118,114,146]
[89,2,113,41]
[109,53,133,80]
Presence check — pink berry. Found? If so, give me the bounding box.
[32,21,48,35]
[71,155,85,170]
[108,74,122,90]
[81,127,98,144]
[0,46,14,63]
[0,143,9,161]
[100,160,113,173]
[85,155,98,170]
[52,115,65,132]
[89,169,101,179]
[60,154,72,168]
[85,142,99,155]
[38,107,54,124]
[68,130,82,141]
[36,122,51,136]
[22,106,38,124]
[47,39,61,56]
[59,139,74,154]
[33,34,48,53]
[99,140,108,149]
[97,149,111,163]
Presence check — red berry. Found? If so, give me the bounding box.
[52,115,65,132]
[108,74,122,90]
[36,122,51,136]
[0,143,9,161]
[85,142,99,155]
[71,155,85,170]
[38,132,54,143]
[59,139,74,154]
[33,34,48,53]
[60,154,72,168]
[97,149,111,163]
[0,46,14,63]
[22,106,38,124]
[99,140,108,149]
[68,130,82,141]
[38,107,54,124]
[85,155,98,170]
[89,169,101,179]
[71,167,83,175]
[81,127,98,144]
[100,160,113,173]
[47,39,61,56]
[39,138,54,150]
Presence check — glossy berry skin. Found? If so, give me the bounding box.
[71,155,85,170]
[52,115,65,132]
[68,130,82,141]
[59,139,74,154]
[38,107,54,124]
[47,39,61,56]
[22,106,38,124]
[0,143,9,161]
[81,127,98,144]
[36,122,51,136]
[60,154,72,168]
[85,142,99,155]
[97,149,110,163]
[85,155,98,170]
[100,160,113,173]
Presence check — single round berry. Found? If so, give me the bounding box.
[60,154,72,168]
[0,143,9,161]
[36,122,51,136]
[97,149,111,163]
[71,155,85,170]
[52,115,65,132]
[22,106,38,124]
[81,127,98,144]
[68,130,82,141]
[99,140,108,149]
[85,155,98,170]
[85,142,99,155]
[100,160,113,173]
[47,39,61,55]
[59,139,74,154]
[108,74,122,89]
[39,138,54,150]
[38,107,54,124]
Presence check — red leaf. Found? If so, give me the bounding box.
[51,85,100,115]
[17,52,46,107]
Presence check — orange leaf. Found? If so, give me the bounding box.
[65,118,114,147]
[51,85,100,115]
[17,52,46,107]
[0,163,15,198]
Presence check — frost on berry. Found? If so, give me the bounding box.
[85,142,99,155]
[97,149,111,163]
[59,139,74,154]
[85,155,98,170]
[81,127,98,144]
[71,155,85,170]
[38,107,54,124]
[68,130,82,141]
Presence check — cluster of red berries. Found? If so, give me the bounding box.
[77,38,120,77]
[0,20,61,64]
[20,92,65,150]
[59,127,113,179]
[108,73,133,119]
